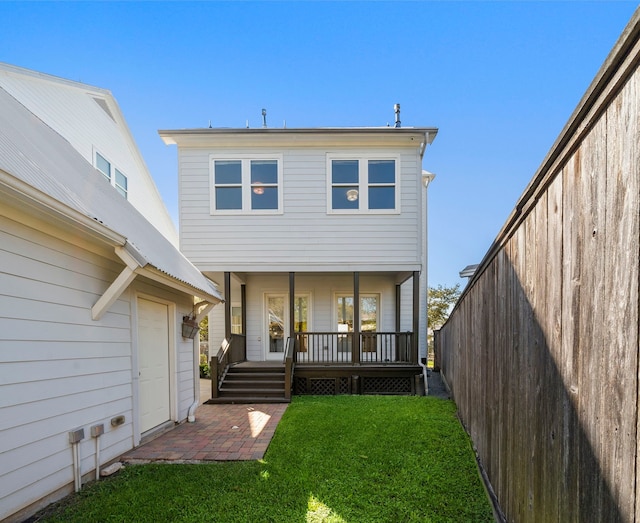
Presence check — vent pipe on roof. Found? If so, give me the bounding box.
[394,103,401,128]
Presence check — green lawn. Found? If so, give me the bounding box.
[36,396,493,522]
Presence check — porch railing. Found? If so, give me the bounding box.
[292,332,415,364]
[210,334,246,398]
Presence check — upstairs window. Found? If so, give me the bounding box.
[115,168,128,198]
[96,152,111,181]
[328,156,398,213]
[211,156,282,214]
[95,151,128,199]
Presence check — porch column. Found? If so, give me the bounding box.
[224,272,231,340]
[241,283,246,335]
[353,272,360,364]
[289,272,295,343]
[412,271,420,364]
[395,284,401,332]
[395,284,401,362]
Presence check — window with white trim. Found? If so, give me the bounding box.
[328,156,398,213]
[211,156,282,213]
[95,151,128,199]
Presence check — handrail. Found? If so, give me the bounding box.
[210,338,231,399]
[209,335,247,399]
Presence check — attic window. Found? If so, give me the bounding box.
[92,97,116,122]
[95,151,128,199]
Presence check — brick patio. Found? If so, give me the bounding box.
[120,381,288,463]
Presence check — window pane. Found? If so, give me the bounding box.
[332,160,358,183]
[115,169,127,190]
[294,296,308,332]
[215,187,242,209]
[337,296,354,330]
[361,296,378,331]
[96,152,110,180]
[368,160,395,184]
[231,306,242,334]
[251,186,278,210]
[268,296,285,353]
[369,186,395,209]
[251,160,277,184]
[215,160,241,184]
[332,186,359,209]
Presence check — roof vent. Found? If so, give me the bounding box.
[394,103,401,128]
[93,97,115,122]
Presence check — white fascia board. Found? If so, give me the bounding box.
[136,265,223,305]
[159,127,438,150]
[0,169,126,246]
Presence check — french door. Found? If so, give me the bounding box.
[265,293,310,360]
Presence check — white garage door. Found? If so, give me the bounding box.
[138,297,171,434]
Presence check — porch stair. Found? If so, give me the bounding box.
[207,362,290,404]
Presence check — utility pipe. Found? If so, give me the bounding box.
[90,424,104,480]
[187,332,200,423]
[68,428,84,492]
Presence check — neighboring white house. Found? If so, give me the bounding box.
[160,123,437,399]
[0,62,178,246]
[0,84,222,522]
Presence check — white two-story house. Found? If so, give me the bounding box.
[160,123,437,401]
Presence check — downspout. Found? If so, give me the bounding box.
[188,301,217,422]
[419,170,437,395]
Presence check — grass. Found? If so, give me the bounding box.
[35,396,493,522]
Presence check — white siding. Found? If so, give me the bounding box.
[0,212,196,522]
[179,147,423,271]
[0,67,178,246]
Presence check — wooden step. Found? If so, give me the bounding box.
[222,381,284,390]
[219,387,285,395]
[225,372,285,380]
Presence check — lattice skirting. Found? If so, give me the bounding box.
[293,375,413,395]
[294,377,350,395]
[362,376,412,394]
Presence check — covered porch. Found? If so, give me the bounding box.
[207,270,425,402]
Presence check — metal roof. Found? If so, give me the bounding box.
[0,87,222,303]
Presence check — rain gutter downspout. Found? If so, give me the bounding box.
[188,301,217,422]
[420,170,437,394]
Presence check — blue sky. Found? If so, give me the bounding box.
[1,1,637,287]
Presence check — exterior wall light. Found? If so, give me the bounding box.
[182,314,200,339]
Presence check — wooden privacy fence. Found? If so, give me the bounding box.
[437,10,640,523]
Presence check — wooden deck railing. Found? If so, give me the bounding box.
[209,334,247,398]
[292,332,415,364]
